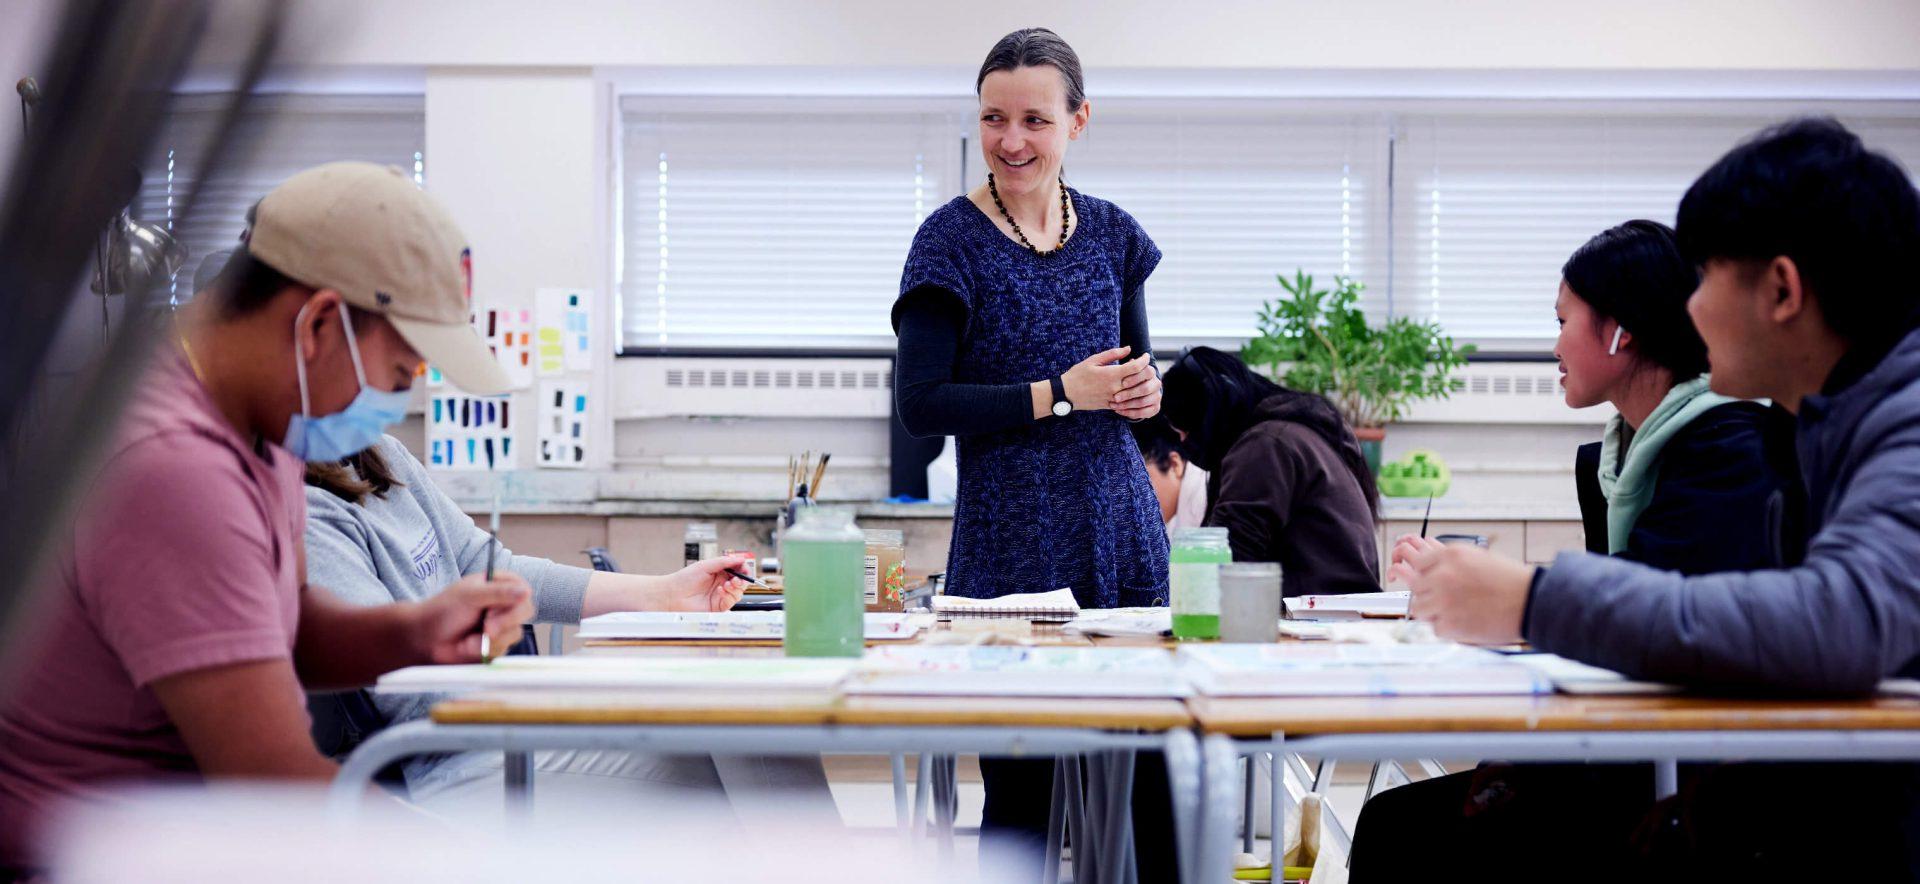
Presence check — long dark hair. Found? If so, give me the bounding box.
[304,446,402,505]
[1561,220,1708,382]
[1162,347,1378,514]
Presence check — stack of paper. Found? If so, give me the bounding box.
[932,588,1081,621]
[577,611,925,641]
[845,646,1190,698]
[1180,643,1551,696]
[1062,607,1172,637]
[1283,591,1410,621]
[375,656,859,694]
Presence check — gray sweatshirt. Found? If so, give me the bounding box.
[303,435,593,785]
[1527,325,1920,695]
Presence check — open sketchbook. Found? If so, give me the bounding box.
[1282,591,1410,621]
[577,611,925,641]
[1180,642,1551,696]
[931,588,1081,621]
[845,646,1190,698]
[375,656,858,694]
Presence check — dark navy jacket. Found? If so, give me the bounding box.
[1573,400,1806,575]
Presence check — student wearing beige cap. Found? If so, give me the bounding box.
[0,162,534,873]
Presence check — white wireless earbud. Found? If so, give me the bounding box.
[1608,326,1624,356]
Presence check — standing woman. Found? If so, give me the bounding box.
[891,28,1172,878]
[894,28,1166,606]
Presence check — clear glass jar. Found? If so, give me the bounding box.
[1170,527,1231,640]
[683,522,719,567]
[862,529,907,613]
[782,507,865,657]
[1218,562,1283,643]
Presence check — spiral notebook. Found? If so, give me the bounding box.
[931,588,1081,621]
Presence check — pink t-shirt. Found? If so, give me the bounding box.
[0,352,306,867]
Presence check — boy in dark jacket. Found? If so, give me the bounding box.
[1393,117,1920,877]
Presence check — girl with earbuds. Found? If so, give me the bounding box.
[1396,219,1805,573]
[1549,219,1806,570]
[1350,221,1808,881]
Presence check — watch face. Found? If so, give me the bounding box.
[1052,401,1072,417]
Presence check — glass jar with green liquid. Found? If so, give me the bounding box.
[1170,527,1231,640]
[782,506,866,657]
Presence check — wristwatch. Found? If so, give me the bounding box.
[1049,375,1073,418]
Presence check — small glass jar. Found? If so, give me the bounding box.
[1170,527,1231,641]
[683,522,720,567]
[862,529,907,613]
[1218,562,1283,643]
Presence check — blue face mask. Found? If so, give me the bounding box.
[283,301,411,461]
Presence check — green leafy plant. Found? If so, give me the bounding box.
[1241,271,1475,430]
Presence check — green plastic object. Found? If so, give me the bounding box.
[1377,449,1450,498]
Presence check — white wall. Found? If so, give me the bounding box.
[423,68,613,478]
[261,0,1920,72]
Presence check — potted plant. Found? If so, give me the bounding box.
[1241,270,1475,474]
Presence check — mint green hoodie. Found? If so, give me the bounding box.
[1595,376,1744,553]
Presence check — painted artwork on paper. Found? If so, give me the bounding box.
[535,288,593,376]
[537,380,589,468]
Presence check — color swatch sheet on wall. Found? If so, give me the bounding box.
[484,307,535,389]
[535,288,592,375]
[538,379,590,468]
[428,394,516,470]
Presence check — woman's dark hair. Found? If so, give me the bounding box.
[304,446,403,505]
[1561,220,1709,381]
[1161,347,1378,514]
[976,28,1086,113]
[1130,415,1182,472]
[1676,116,1920,345]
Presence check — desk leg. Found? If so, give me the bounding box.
[892,753,910,835]
[1196,736,1243,884]
[1270,750,1285,867]
[504,750,533,819]
[1084,753,1106,884]
[1103,749,1137,884]
[1065,755,1092,884]
[1271,736,1288,873]
[933,754,956,861]
[1044,758,1068,884]
[1241,755,1257,854]
[1162,730,1203,884]
[1655,758,1679,800]
[912,752,933,846]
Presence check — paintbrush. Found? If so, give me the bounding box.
[480,482,501,663]
[810,452,831,499]
[1420,493,1434,539]
[786,455,798,502]
[724,567,773,591]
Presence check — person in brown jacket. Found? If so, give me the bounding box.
[1161,347,1380,596]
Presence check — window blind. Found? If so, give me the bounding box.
[618,98,962,350]
[1395,111,1920,348]
[1052,107,1390,347]
[132,94,427,303]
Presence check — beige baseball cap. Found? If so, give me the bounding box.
[246,161,512,395]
